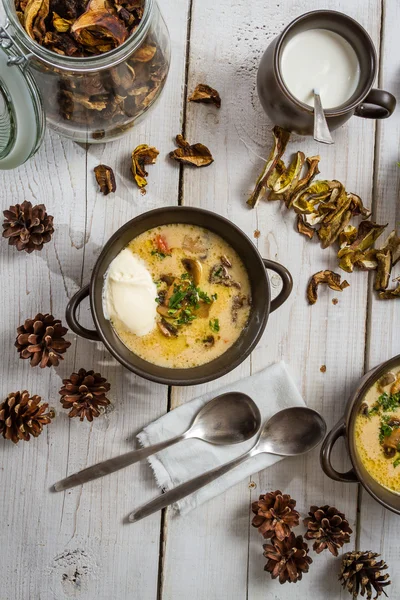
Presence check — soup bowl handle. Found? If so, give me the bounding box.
[354,89,396,119]
[66,284,101,342]
[262,259,293,312]
[320,420,358,483]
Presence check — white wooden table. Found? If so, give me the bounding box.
[1,1,399,598]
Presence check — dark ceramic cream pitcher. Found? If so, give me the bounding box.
[257,10,396,136]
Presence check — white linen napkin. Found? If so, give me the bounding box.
[137,361,305,516]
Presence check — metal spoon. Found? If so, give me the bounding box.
[313,88,334,145]
[53,392,261,492]
[128,406,326,523]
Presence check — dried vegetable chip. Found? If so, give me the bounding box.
[169,135,213,168]
[246,126,290,208]
[189,84,221,108]
[94,164,116,195]
[307,271,349,305]
[131,144,159,188]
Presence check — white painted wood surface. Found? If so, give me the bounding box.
[0,0,399,599]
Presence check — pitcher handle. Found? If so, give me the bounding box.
[354,88,396,119]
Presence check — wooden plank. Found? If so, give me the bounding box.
[359,0,400,596]
[161,0,381,598]
[0,2,189,598]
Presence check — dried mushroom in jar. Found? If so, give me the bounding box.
[15,0,169,138]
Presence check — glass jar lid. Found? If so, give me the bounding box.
[0,25,45,169]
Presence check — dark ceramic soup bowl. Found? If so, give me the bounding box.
[66,206,293,386]
[321,354,400,515]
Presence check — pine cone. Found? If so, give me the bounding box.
[304,505,353,556]
[0,391,54,443]
[2,201,54,253]
[15,313,71,368]
[59,369,111,421]
[252,490,300,540]
[339,551,391,599]
[263,533,312,584]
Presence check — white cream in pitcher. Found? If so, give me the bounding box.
[104,249,157,337]
[280,29,360,109]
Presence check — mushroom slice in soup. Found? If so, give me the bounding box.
[381,419,400,458]
[181,258,202,286]
[157,318,178,338]
[209,263,241,289]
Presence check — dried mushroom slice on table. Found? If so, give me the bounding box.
[379,283,400,300]
[374,249,392,291]
[169,135,213,167]
[188,84,221,108]
[307,270,349,305]
[94,164,116,195]
[297,215,315,239]
[272,151,305,196]
[284,155,321,209]
[131,144,159,188]
[246,126,291,208]
[338,221,387,273]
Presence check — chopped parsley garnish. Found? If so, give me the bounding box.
[158,273,218,329]
[369,391,400,416]
[198,289,211,304]
[209,318,220,333]
[168,288,187,310]
[151,249,171,259]
[379,415,393,443]
[393,457,400,468]
[176,309,196,326]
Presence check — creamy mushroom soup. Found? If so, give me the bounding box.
[103,224,252,368]
[355,368,400,493]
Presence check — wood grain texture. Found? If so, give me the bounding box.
[0,1,189,599]
[1,0,399,599]
[359,0,400,597]
[162,0,382,599]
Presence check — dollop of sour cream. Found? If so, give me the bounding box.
[104,248,157,337]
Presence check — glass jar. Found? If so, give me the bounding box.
[0,0,170,168]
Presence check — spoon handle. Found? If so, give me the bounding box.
[128,449,253,523]
[313,89,334,145]
[53,433,185,492]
